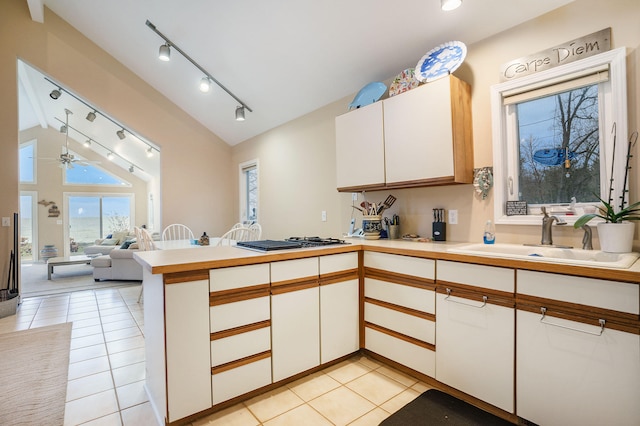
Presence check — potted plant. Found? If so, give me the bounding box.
[574,131,639,252]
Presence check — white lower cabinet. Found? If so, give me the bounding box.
[435,261,515,413]
[516,270,640,425]
[165,278,212,422]
[435,292,514,412]
[271,258,320,382]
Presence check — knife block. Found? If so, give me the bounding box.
[432,222,446,241]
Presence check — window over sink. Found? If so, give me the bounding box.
[490,47,628,225]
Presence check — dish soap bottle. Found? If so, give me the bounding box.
[483,220,496,244]
[199,232,210,246]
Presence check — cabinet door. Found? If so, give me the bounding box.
[335,101,385,189]
[165,279,212,422]
[271,287,320,382]
[517,310,640,426]
[384,78,454,183]
[320,279,359,363]
[435,292,514,412]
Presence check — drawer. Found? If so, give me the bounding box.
[437,260,514,293]
[211,327,271,367]
[320,252,358,274]
[517,270,639,314]
[212,357,272,405]
[210,264,270,292]
[365,327,435,377]
[365,278,435,314]
[210,296,270,332]
[271,257,319,282]
[364,252,435,279]
[365,302,435,344]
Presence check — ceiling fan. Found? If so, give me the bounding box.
[55,108,97,169]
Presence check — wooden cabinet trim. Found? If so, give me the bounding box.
[164,269,209,284]
[436,281,515,308]
[270,278,319,295]
[210,320,271,341]
[365,297,435,322]
[517,294,640,334]
[319,269,359,285]
[209,284,270,306]
[211,350,271,375]
[365,267,435,290]
[365,322,435,351]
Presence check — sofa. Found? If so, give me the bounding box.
[91,246,143,281]
[84,230,137,256]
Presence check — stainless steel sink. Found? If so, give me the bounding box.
[447,243,640,269]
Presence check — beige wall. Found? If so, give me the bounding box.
[19,125,149,258]
[1,1,235,283]
[232,0,640,248]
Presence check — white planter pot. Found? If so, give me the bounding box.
[597,222,635,253]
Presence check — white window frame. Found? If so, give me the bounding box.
[490,47,628,225]
[19,139,37,184]
[239,159,259,224]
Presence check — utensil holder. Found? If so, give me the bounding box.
[362,215,382,234]
[432,222,446,241]
[388,225,400,239]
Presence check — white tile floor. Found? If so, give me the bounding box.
[0,285,430,425]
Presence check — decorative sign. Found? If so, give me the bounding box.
[500,28,611,81]
[506,201,528,216]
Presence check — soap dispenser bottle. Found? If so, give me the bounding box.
[483,220,496,244]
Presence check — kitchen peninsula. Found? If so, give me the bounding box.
[134,240,640,426]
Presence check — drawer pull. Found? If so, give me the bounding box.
[540,307,606,336]
[444,288,487,308]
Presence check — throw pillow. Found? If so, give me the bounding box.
[120,241,133,250]
[101,239,119,246]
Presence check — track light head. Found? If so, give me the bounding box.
[441,0,462,11]
[146,147,154,158]
[59,125,67,133]
[199,77,211,93]
[129,165,135,173]
[117,129,126,140]
[159,43,171,61]
[50,88,62,99]
[86,110,97,122]
[107,152,114,160]
[84,139,91,148]
[235,106,246,121]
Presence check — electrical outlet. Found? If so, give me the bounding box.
[1,217,9,227]
[448,210,458,225]
[352,192,358,201]
[321,210,327,222]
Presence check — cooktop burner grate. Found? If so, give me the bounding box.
[236,237,348,252]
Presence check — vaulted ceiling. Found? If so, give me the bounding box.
[24,0,574,150]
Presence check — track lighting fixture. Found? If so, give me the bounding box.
[50,88,62,99]
[235,106,245,122]
[158,43,171,61]
[441,0,462,11]
[84,139,92,148]
[146,20,252,119]
[199,77,211,93]
[86,110,97,122]
[129,165,135,173]
[107,152,114,160]
[116,129,126,140]
[59,124,67,133]
[146,147,154,158]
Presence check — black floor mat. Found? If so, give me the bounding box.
[380,389,514,425]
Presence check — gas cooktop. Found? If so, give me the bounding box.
[236,237,348,252]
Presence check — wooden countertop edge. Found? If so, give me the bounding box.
[134,242,640,284]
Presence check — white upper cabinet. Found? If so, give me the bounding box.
[335,101,385,190]
[335,75,473,192]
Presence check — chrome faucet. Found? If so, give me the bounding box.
[581,224,593,250]
[540,207,566,245]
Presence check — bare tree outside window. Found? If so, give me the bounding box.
[516,84,600,205]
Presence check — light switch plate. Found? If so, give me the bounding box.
[448,210,458,225]
[1,217,9,227]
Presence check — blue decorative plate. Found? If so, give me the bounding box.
[348,82,387,110]
[415,41,467,83]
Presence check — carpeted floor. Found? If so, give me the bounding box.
[0,322,72,426]
[19,262,140,298]
[380,389,514,425]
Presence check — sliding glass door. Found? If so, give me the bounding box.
[65,194,134,256]
[19,191,37,262]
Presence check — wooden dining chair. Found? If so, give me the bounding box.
[216,223,262,246]
[162,223,195,241]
